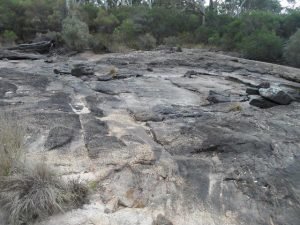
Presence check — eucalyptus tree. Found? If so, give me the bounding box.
[209,0,281,15]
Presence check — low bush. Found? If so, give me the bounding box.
[93,8,119,33]
[284,29,300,68]
[0,163,88,225]
[238,29,283,62]
[113,19,139,45]
[135,33,156,50]
[108,67,118,76]
[1,30,18,45]
[108,42,130,53]
[90,33,111,53]
[195,26,215,44]
[178,32,195,46]
[61,16,91,51]
[0,113,24,176]
[163,36,180,47]
[208,33,222,46]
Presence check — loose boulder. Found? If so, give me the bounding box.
[246,87,259,95]
[249,97,278,109]
[207,91,232,103]
[207,90,249,104]
[71,64,94,77]
[259,87,293,105]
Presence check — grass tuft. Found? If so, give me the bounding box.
[0,163,88,225]
[228,104,243,112]
[67,179,89,207]
[0,114,89,225]
[108,67,118,77]
[0,113,24,176]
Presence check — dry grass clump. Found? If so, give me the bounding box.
[0,113,24,176]
[228,103,243,112]
[0,113,88,225]
[0,163,88,225]
[67,179,89,207]
[0,164,67,224]
[108,66,118,77]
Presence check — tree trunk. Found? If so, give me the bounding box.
[8,41,54,54]
[0,50,44,60]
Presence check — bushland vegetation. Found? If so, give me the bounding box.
[0,0,299,67]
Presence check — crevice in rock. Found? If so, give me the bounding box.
[93,89,131,96]
[166,79,202,95]
[225,76,257,87]
[183,70,219,78]
[145,123,166,149]
[279,74,300,83]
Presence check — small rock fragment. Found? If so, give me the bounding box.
[53,68,71,75]
[97,74,113,81]
[184,70,197,78]
[71,64,94,77]
[44,58,54,63]
[246,87,259,95]
[147,67,153,72]
[257,82,270,89]
[207,90,231,103]
[80,76,89,81]
[104,197,119,214]
[152,214,173,225]
[249,98,278,109]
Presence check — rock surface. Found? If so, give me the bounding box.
[44,126,75,150]
[0,48,300,225]
[153,214,173,225]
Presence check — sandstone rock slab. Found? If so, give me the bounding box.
[44,126,74,150]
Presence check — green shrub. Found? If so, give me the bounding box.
[90,33,111,53]
[284,29,300,68]
[0,163,88,225]
[0,113,24,176]
[208,33,221,46]
[93,8,119,33]
[178,32,195,45]
[163,36,180,47]
[107,42,130,53]
[91,33,129,53]
[280,11,300,38]
[239,29,283,62]
[136,33,156,50]
[62,16,91,51]
[77,3,99,31]
[1,30,18,44]
[195,26,215,44]
[240,11,281,36]
[111,19,141,50]
[114,19,138,42]
[219,19,243,50]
